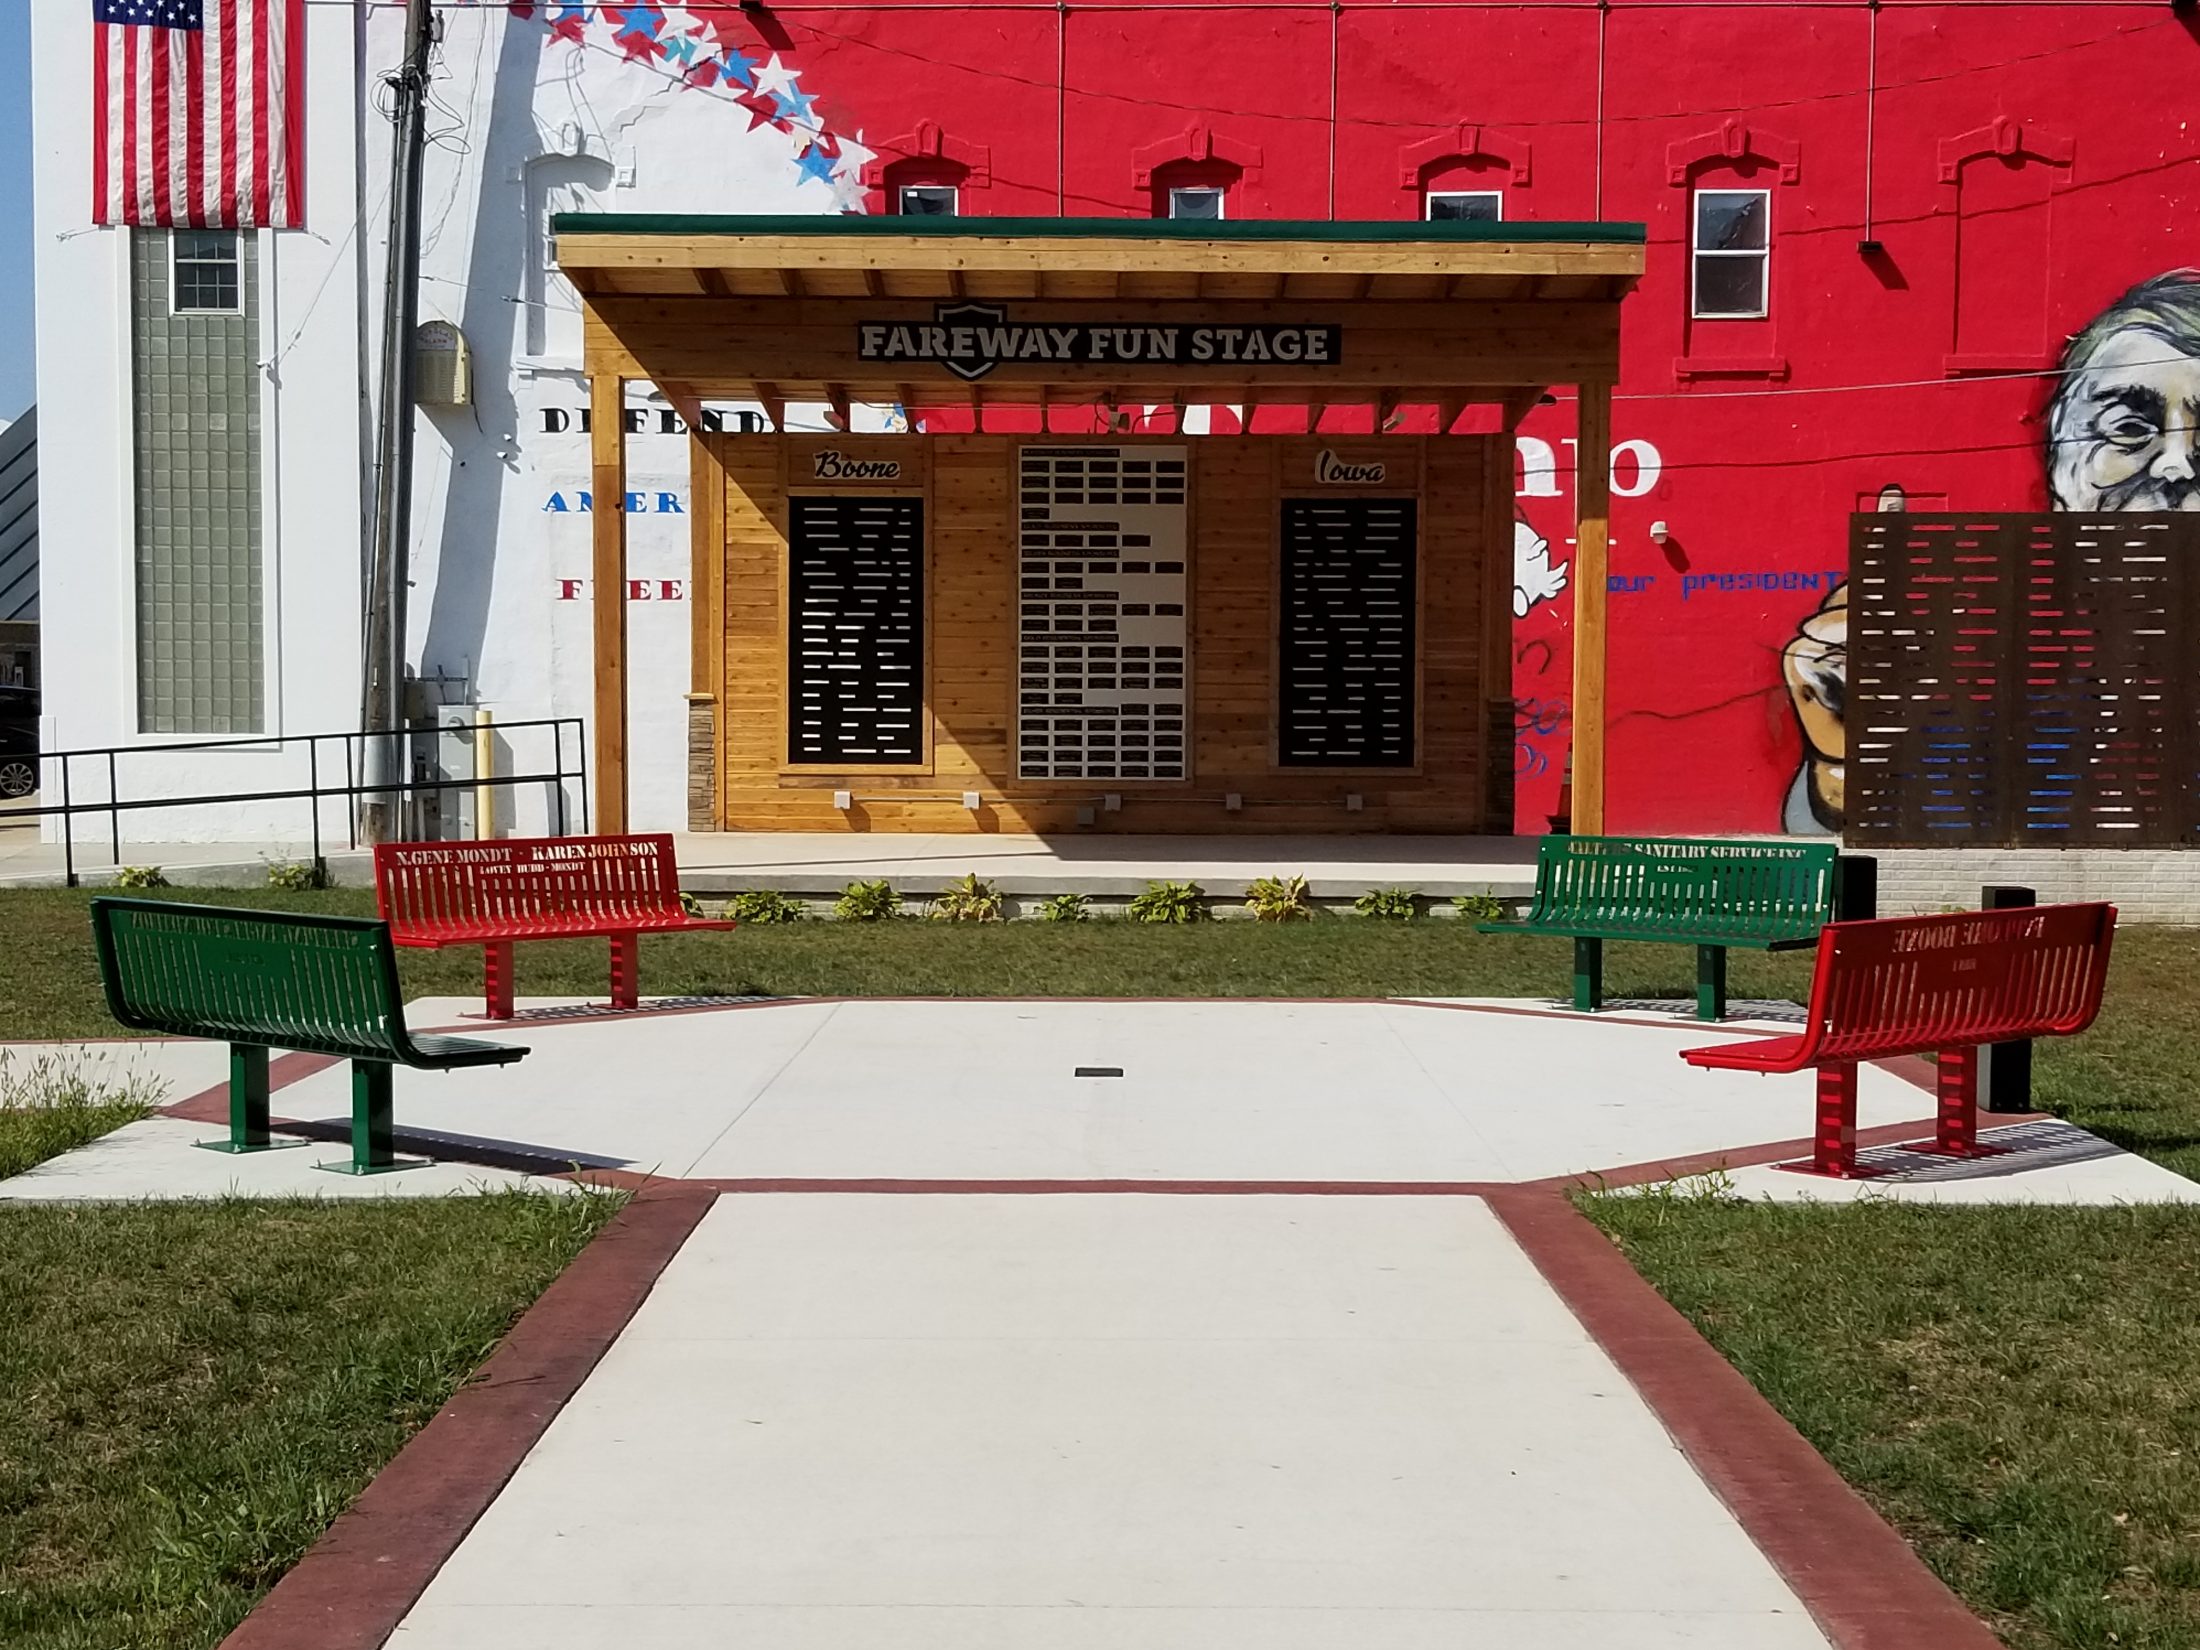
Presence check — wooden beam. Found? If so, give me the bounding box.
[755,382,787,431]
[1375,390,1400,433]
[1436,396,1467,435]
[1501,387,1546,430]
[896,383,920,429]
[590,369,630,833]
[659,380,709,432]
[859,267,882,298]
[557,232,1647,283]
[1569,382,1613,836]
[694,268,732,298]
[946,268,965,298]
[1480,428,1518,832]
[825,382,853,431]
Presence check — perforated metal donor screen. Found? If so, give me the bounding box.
[1278,497,1418,767]
[787,495,925,765]
[1849,513,2199,847]
[1017,445,1190,781]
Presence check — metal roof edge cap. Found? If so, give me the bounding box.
[550,213,1648,245]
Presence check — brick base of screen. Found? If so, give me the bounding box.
[1862,847,2200,924]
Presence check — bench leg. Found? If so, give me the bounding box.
[1916,1046,2001,1159]
[1572,938,1604,1013]
[609,932,639,1011]
[316,1061,427,1176]
[1695,946,1728,1022]
[483,942,516,1022]
[1812,1062,1860,1177]
[195,1044,306,1155]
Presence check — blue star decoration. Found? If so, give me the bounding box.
[772,83,820,132]
[794,143,840,188]
[717,44,760,89]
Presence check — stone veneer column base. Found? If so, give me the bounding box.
[685,694,716,832]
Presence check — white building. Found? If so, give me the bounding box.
[31,4,875,843]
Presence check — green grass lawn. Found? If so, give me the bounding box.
[1584,1194,2200,1650]
[0,1190,621,1650]
[0,1050,163,1178]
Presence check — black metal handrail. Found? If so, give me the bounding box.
[10,718,590,887]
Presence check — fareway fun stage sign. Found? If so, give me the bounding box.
[859,303,1342,381]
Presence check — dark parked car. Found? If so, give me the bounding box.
[0,684,37,800]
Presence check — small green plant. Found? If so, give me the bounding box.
[930,874,1006,922]
[1037,892,1091,923]
[264,859,328,892]
[1127,879,1209,925]
[1355,887,1421,920]
[729,889,805,925]
[113,866,169,891]
[833,879,903,922]
[679,891,706,919]
[1244,873,1314,923]
[1451,892,1506,921]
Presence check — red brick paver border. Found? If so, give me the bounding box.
[216,1183,713,1650]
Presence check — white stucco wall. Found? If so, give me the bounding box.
[33,4,873,843]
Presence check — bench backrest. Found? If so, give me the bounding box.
[1798,903,2116,1062]
[91,898,411,1060]
[374,834,683,936]
[1527,835,1838,938]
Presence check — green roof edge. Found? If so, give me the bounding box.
[551,213,1647,245]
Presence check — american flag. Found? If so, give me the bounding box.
[92,0,305,229]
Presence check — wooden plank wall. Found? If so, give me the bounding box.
[702,432,1499,833]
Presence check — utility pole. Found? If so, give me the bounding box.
[360,0,434,844]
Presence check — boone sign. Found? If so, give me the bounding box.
[858,302,1344,382]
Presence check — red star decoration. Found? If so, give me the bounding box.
[734,89,787,132]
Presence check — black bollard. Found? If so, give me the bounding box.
[1981,884,2036,1113]
[1834,854,1878,922]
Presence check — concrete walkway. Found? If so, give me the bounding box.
[388,1193,1830,1649]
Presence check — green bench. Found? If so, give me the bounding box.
[91,898,529,1174]
[1477,835,1840,1020]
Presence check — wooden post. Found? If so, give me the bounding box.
[590,370,629,833]
[1569,381,1612,836]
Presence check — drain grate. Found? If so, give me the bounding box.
[1074,1066,1125,1078]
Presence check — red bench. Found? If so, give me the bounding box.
[1679,903,2115,1178]
[373,834,733,1021]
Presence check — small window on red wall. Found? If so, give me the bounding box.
[898,185,959,217]
[884,159,969,217]
[1151,159,1237,220]
[1425,191,1502,223]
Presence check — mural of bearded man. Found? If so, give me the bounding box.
[2046,269,2200,511]
[1777,268,2200,834]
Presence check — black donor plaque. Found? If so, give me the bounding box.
[1017,445,1190,782]
[787,495,925,765]
[1278,498,1418,767]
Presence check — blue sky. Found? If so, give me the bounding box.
[0,0,29,422]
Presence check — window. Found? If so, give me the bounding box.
[132,230,263,733]
[1425,191,1503,223]
[896,185,959,216]
[1167,186,1225,221]
[1691,190,1769,319]
[171,229,241,314]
